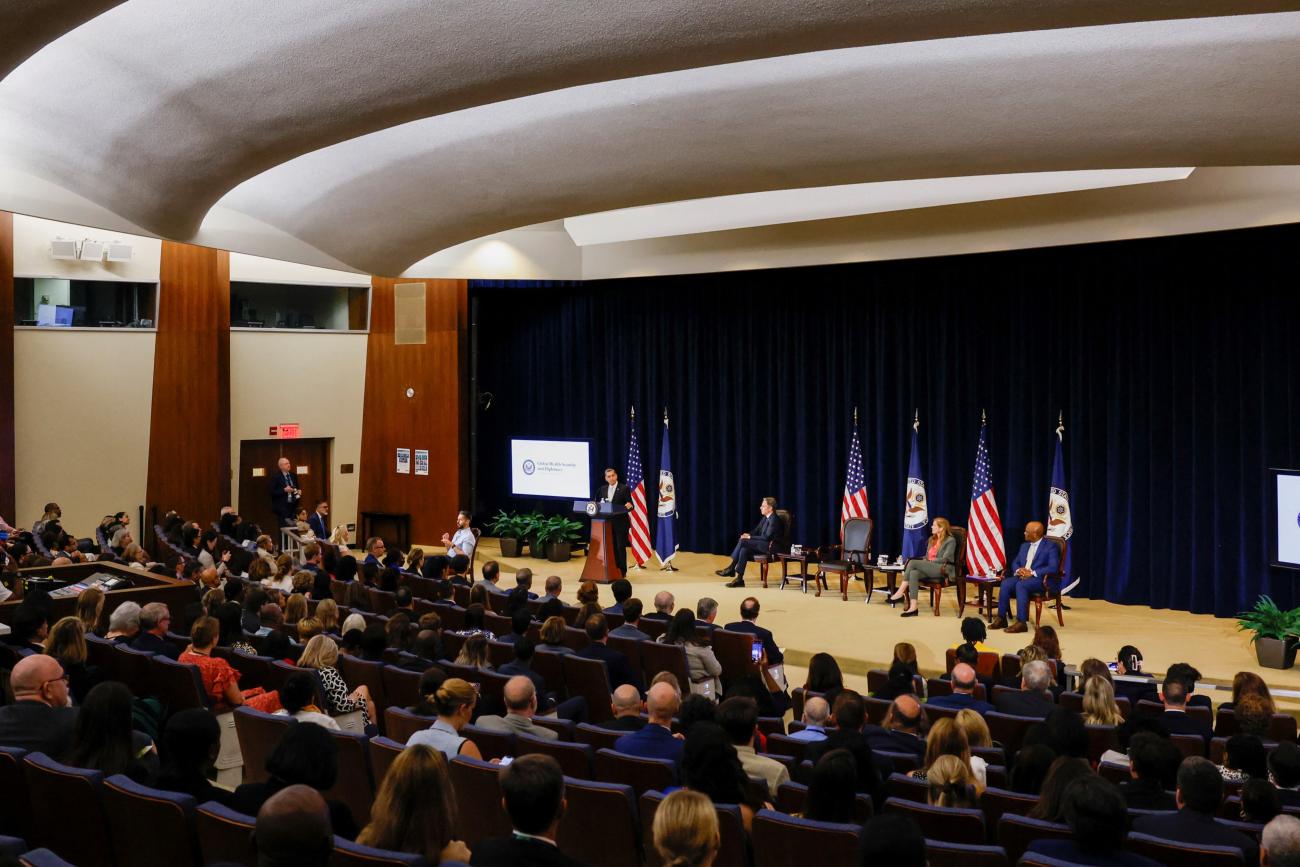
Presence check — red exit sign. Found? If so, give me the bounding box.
[269,423,301,439]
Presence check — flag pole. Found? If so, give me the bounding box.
[659,406,678,571]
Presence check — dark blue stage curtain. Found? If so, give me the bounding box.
[473,224,1300,617]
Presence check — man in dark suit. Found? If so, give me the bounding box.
[608,598,651,642]
[130,602,181,659]
[1157,677,1213,741]
[1269,743,1300,809]
[300,543,331,600]
[575,615,643,692]
[603,579,632,616]
[307,500,330,539]
[718,497,781,588]
[1117,732,1179,811]
[862,695,926,760]
[724,596,784,665]
[614,683,683,761]
[1132,756,1259,865]
[268,457,301,527]
[992,521,1060,633]
[594,467,633,575]
[470,754,592,867]
[993,660,1057,718]
[927,663,995,715]
[0,655,78,755]
[601,685,647,732]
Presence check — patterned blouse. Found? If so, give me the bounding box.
[317,664,371,726]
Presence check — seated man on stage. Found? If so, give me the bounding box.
[717,497,781,588]
[993,521,1061,634]
[441,510,477,562]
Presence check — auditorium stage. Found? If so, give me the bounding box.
[435,538,1300,710]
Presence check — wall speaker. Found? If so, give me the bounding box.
[50,238,78,260]
[78,239,104,261]
[106,241,133,262]
[393,282,427,345]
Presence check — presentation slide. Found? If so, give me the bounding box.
[511,438,592,499]
[1277,471,1300,568]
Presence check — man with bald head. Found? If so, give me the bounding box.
[603,684,647,732]
[614,682,683,761]
[474,675,560,741]
[252,784,334,867]
[927,663,995,715]
[993,520,1061,633]
[789,696,830,742]
[643,590,675,623]
[862,694,926,759]
[0,654,78,755]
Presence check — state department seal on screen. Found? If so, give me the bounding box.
[523,460,536,475]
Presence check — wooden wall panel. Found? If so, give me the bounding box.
[358,277,468,544]
[0,212,12,522]
[145,241,230,535]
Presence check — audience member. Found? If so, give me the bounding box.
[251,784,336,867]
[538,615,573,655]
[953,616,997,652]
[297,634,374,726]
[717,695,789,797]
[537,575,563,605]
[1224,671,1275,714]
[994,659,1056,718]
[927,662,994,715]
[476,676,561,741]
[695,597,719,630]
[276,672,340,730]
[105,600,142,643]
[153,708,237,808]
[181,616,282,712]
[1132,756,1258,864]
[614,682,683,761]
[0,655,78,754]
[1241,777,1283,825]
[802,748,858,823]
[604,578,632,615]
[480,559,507,595]
[356,744,470,864]
[803,652,845,705]
[409,667,449,717]
[724,597,784,666]
[75,586,105,634]
[471,754,591,867]
[790,696,830,741]
[5,602,50,654]
[926,754,979,809]
[127,601,181,658]
[1220,734,1268,783]
[408,678,485,761]
[658,609,719,699]
[679,722,768,832]
[1010,744,1057,795]
[1263,815,1300,867]
[1082,675,1125,726]
[1028,756,1092,821]
[677,693,718,736]
[513,568,538,600]
[64,681,158,783]
[577,613,644,691]
[910,717,984,788]
[644,590,675,622]
[1271,742,1300,808]
[653,789,720,867]
[862,694,925,759]
[233,720,359,839]
[1237,692,1275,738]
[604,684,647,731]
[1028,775,1161,867]
[43,615,103,704]
[1118,732,1179,811]
[858,813,926,867]
[1157,675,1213,740]
[805,691,889,802]
[500,608,533,645]
[609,598,650,641]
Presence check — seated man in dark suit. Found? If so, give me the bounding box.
[641,590,675,624]
[130,601,181,659]
[498,609,532,645]
[862,694,926,760]
[614,683,683,762]
[1269,742,1300,809]
[717,497,782,589]
[1132,756,1259,865]
[1167,661,1213,711]
[1028,775,1162,867]
[603,578,632,616]
[480,559,509,595]
[1117,732,1179,811]
[1157,676,1213,741]
[601,684,647,732]
[723,596,784,666]
[927,663,995,715]
[609,598,651,642]
[993,660,1057,718]
[2,602,49,655]
[0,655,78,755]
[575,614,643,692]
[448,553,472,585]
[470,754,592,867]
[694,597,719,632]
[992,521,1060,634]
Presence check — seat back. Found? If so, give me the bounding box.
[1084,724,1119,763]
[22,753,111,866]
[997,814,1072,862]
[751,809,860,867]
[0,747,31,840]
[765,734,809,764]
[884,797,985,844]
[233,705,295,785]
[380,665,423,711]
[925,840,1010,867]
[576,723,625,752]
[556,778,639,867]
[531,649,565,694]
[110,643,157,697]
[219,648,275,691]
[638,641,691,693]
[383,706,436,744]
[562,655,614,724]
[986,712,1040,756]
[323,728,375,827]
[979,786,1039,831]
[876,750,921,774]
[486,640,516,669]
[530,716,576,741]
[151,655,210,712]
[593,749,676,797]
[1125,832,1246,866]
[85,633,116,669]
[774,781,872,823]
[462,724,516,761]
[710,629,756,689]
[195,801,256,867]
[337,655,387,719]
[515,733,594,779]
[102,775,200,867]
[945,527,968,579]
[1171,732,1209,759]
[330,837,427,866]
[842,518,872,556]
[886,772,931,803]
[448,756,512,847]
[640,791,747,867]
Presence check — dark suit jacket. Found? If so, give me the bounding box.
[1009,539,1061,580]
[1159,709,1213,740]
[268,472,300,517]
[926,692,995,715]
[470,835,593,867]
[749,513,779,542]
[614,724,683,761]
[1132,809,1258,865]
[1118,779,1177,811]
[723,620,784,665]
[130,630,180,660]
[0,700,79,756]
[993,689,1056,719]
[862,725,925,759]
[601,715,647,732]
[576,642,643,692]
[310,567,333,600]
[307,512,329,539]
[595,483,632,524]
[1028,839,1161,867]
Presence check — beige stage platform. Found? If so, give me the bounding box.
[421,537,1300,711]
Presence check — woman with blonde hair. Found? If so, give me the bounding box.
[407,678,484,760]
[45,616,102,703]
[298,634,375,726]
[315,598,340,634]
[954,708,993,751]
[892,642,919,674]
[404,547,425,575]
[454,632,493,671]
[75,586,105,634]
[283,593,308,626]
[910,717,984,788]
[653,789,720,867]
[892,515,955,617]
[538,615,573,654]
[927,754,980,808]
[1082,676,1125,726]
[357,744,469,864]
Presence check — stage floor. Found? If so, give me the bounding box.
[428,538,1300,710]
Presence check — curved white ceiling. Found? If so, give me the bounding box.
[1,1,1299,276]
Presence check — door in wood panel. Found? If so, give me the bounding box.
[238,438,331,535]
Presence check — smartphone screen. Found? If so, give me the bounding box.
[750,640,763,662]
[1106,661,1119,673]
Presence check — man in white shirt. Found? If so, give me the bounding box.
[442,510,476,562]
[993,521,1061,633]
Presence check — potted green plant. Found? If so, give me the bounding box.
[518,512,548,558]
[534,515,585,562]
[1236,595,1300,669]
[487,510,527,558]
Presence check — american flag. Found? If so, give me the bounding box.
[626,416,653,567]
[967,418,1006,576]
[841,422,870,531]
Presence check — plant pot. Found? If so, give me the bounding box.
[546,542,572,562]
[499,538,521,558]
[529,540,547,558]
[1255,636,1297,670]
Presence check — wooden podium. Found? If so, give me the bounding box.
[575,500,623,583]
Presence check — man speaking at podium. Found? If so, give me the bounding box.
[595,467,633,575]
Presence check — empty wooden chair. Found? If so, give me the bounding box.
[22,753,113,867]
[102,774,201,867]
[884,797,985,844]
[751,809,861,867]
[556,778,640,867]
[593,749,676,797]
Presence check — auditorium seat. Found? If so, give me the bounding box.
[483,611,511,635]
[1085,724,1120,763]
[986,712,1040,756]
[1000,655,1022,683]
[216,648,274,690]
[1171,733,1209,759]
[606,635,643,678]
[886,772,931,803]
[925,840,1010,867]
[515,733,594,778]
[384,707,436,744]
[367,588,397,616]
[110,643,157,697]
[765,733,809,764]
[594,749,676,796]
[561,626,589,652]
[972,745,1006,767]
[576,723,624,752]
[863,697,892,726]
[562,655,614,724]
[1098,761,1131,785]
[709,629,757,689]
[555,778,640,867]
[151,655,210,712]
[637,641,691,693]
[448,757,513,847]
[102,774,200,867]
[164,631,192,656]
[944,647,1002,681]
[331,836,427,866]
[21,753,112,867]
[486,640,515,669]
[16,849,76,866]
[233,705,294,785]
[380,665,423,711]
[531,649,565,694]
[876,750,921,774]
[337,656,387,722]
[641,791,747,867]
[997,814,1072,862]
[530,716,576,741]
[751,809,861,867]
[85,633,116,669]
[774,781,873,822]
[368,736,405,788]
[0,747,32,840]
[884,797,985,844]
[462,724,515,761]
[195,801,256,867]
[1125,833,1246,866]
[439,632,466,661]
[475,670,511,714]
[323,728,375,827]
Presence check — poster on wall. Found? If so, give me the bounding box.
[414,449,429,476]
[396,448,411,474]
